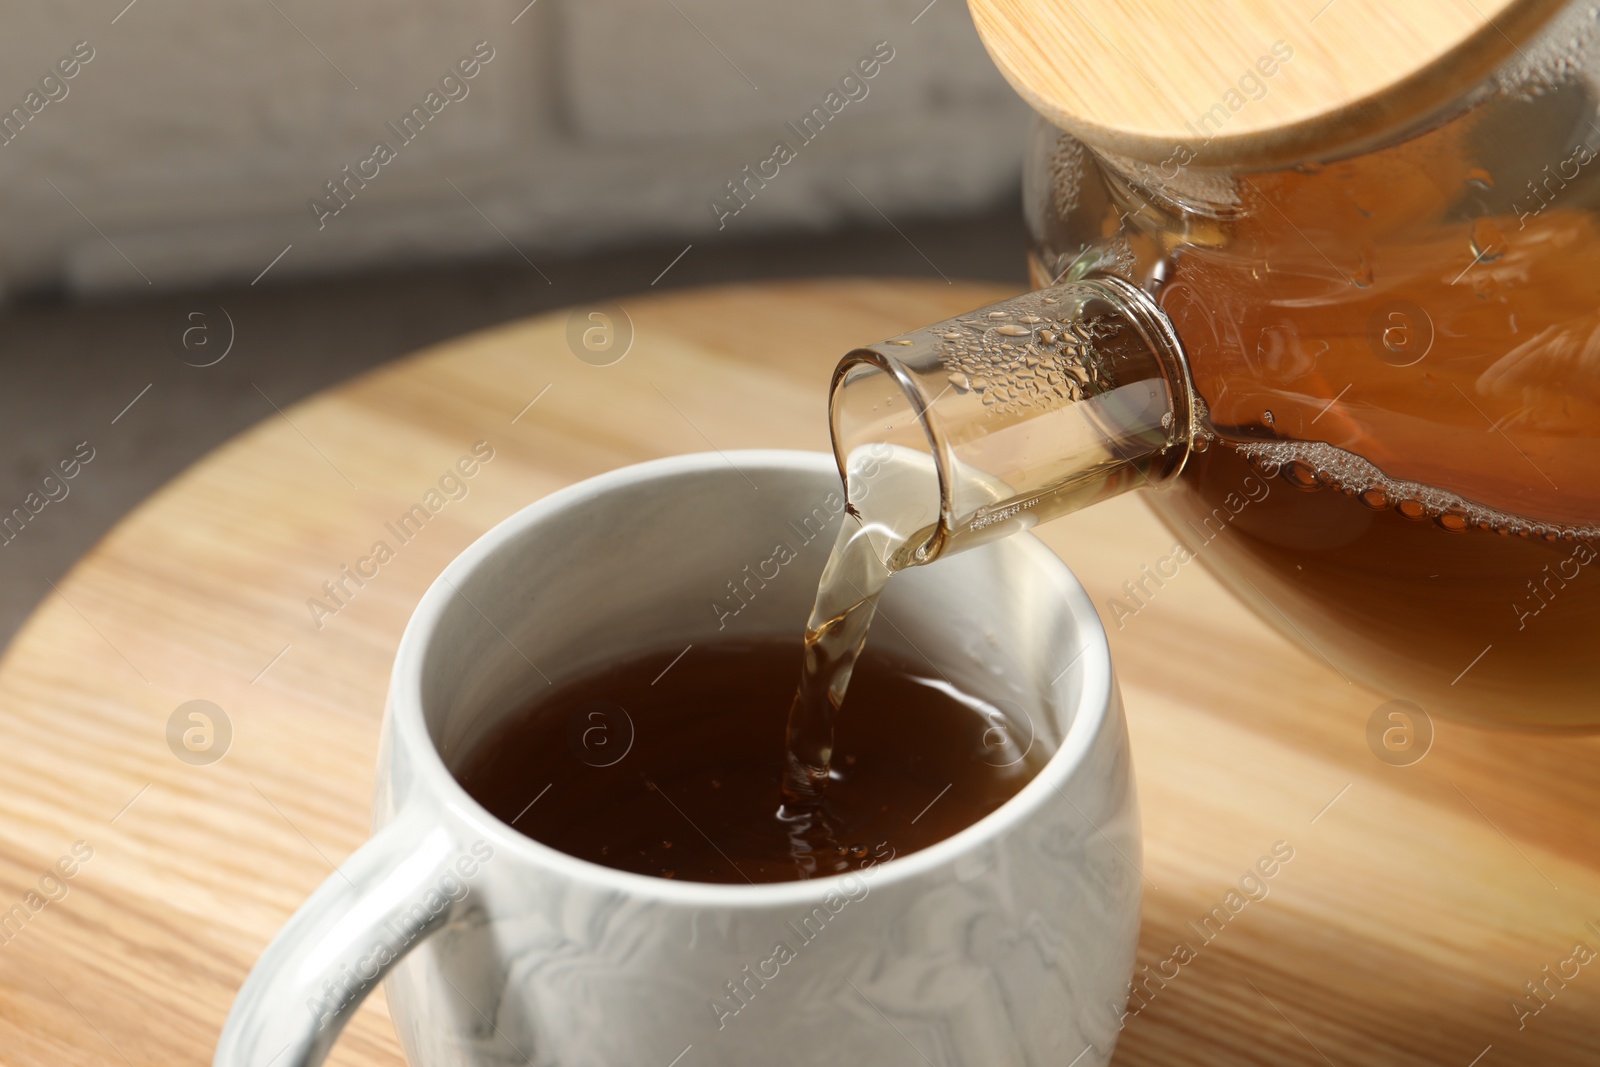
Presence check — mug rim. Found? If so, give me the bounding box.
[389,449,1117,908]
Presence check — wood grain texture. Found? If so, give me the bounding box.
[967,0,1568,167]
[0,279,1594,1065]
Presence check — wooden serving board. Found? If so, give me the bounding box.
[0,279,1593,1066]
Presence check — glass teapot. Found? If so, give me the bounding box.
[828,1,1600,728]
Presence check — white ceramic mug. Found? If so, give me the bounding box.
[214,450,1140,1067]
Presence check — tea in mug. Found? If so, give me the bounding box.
[457,638,1043,883]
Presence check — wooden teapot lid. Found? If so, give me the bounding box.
[968,0,1570,168]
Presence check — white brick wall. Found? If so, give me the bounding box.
[0,0,1029,296]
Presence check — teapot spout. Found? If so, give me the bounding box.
[830,275,1196,564]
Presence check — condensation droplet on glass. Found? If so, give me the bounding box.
[1359,487,1391,510]
[1282,459,1320,490]
[1470,218,1506,262]
[1352,247,1375,288]
[1263,409,1276,427]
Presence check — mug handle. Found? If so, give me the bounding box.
[213,806,473,1067]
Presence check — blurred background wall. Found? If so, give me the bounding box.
[0,0,1028,297]
[0,0,1031,646]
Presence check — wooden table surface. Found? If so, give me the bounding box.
[0,279,1595,1066]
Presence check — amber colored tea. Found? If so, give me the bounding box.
[1151,113,1600,725]
[1017,85,1600,727]
[458,639,1043,883]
